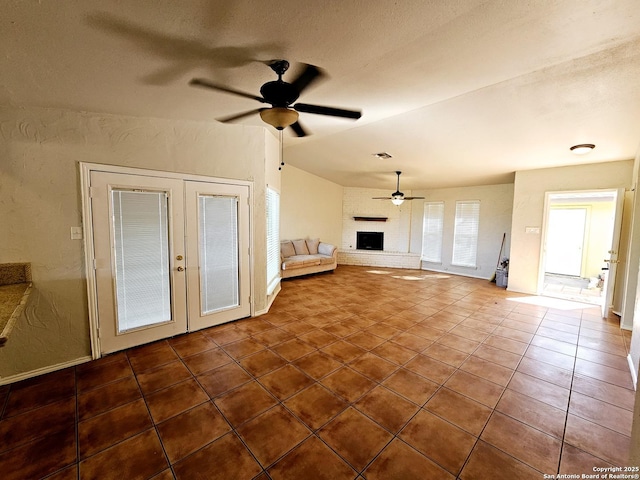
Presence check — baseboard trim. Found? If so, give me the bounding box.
[0,355,92,386]
[628,354,638,391]
[256,282,282,317]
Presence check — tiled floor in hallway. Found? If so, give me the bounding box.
[0,265,635,479]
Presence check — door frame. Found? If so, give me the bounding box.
[537,188,623,315]
[80,162,254,359]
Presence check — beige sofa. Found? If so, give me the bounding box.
[280,238,337,278]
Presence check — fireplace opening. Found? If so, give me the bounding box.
[356,231,384,251]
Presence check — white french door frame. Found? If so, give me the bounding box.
[80,163,255,359]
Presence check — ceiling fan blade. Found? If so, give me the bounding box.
[217,108,264,123]
[289,121,309,137]
[372,197,393,200]
[294,103,362,119]
[290,64,325,94]
[189,78,266,103]
[404,197,426,200]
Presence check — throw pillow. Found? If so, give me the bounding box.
[281,240,296,258]
[306,238,320,254]
[292,239,310,255]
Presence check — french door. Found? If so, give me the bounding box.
[89,170,250,354]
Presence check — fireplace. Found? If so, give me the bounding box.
[356,231,384,251]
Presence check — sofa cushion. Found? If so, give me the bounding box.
[281,240,296,258]
[318,242,337,256]
[309,254,335,266]
[306,238,320,254]
[292,239,310,255]
[282,255,321,270]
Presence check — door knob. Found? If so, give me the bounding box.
[604,259,619,264]
[177,266,185,271]
[176,255,183,261]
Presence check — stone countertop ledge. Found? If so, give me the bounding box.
[0,263,33,347]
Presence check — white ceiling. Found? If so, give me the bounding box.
[2,0,639,190]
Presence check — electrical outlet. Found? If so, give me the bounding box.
[71,227,83,240]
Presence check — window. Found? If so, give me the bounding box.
[452,200,480,268]
[266,187,280,294]
[421,202,444,263]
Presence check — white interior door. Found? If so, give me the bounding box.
[602,188,625,317]
[90,172,188,354]
[185,181,251,330]
[545,208,587,276]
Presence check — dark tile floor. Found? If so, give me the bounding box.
[0,265,636,479]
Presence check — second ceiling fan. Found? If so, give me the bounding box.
[190,60,361,137]
[373,171,425,205]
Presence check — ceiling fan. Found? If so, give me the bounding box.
[189,60,362,137]
[373,171,425,205]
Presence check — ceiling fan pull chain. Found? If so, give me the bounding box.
[278,130,285,171]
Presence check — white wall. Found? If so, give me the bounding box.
[280,165,343,246]
[509,160,634,295]
[342,187,413,253]
[411,184,514,279]
[0,105,277,380]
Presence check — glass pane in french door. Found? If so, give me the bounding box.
[112,189,172,332]
[198,195,240,314]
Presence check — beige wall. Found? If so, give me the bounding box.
[280,165,343,246]
[0,105,277,381]
[411,184,515,279]
[509,161,634,294]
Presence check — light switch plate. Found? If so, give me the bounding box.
[525,226,540,234]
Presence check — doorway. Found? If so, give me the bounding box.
[83,165,252,355]
[539,189,624,317]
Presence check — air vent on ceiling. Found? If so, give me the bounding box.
[372,152,393,160]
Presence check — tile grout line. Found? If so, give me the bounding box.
[555,312,581,477]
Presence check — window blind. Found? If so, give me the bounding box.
[452,200,480,268]
[198,195,239,314]
[421,202,444,263]
[266,187,280,294]
[112,189,172,332]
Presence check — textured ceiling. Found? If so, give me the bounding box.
[2,0,639,190]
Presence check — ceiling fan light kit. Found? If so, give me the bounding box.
[570,143,595,154]
[260,108,299,130]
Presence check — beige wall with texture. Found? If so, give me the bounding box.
[280,165,343,247]
[0,105,276,381]
[509,160,634,295]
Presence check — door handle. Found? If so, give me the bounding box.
[177,266,185,272]
[604,259,620,264]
